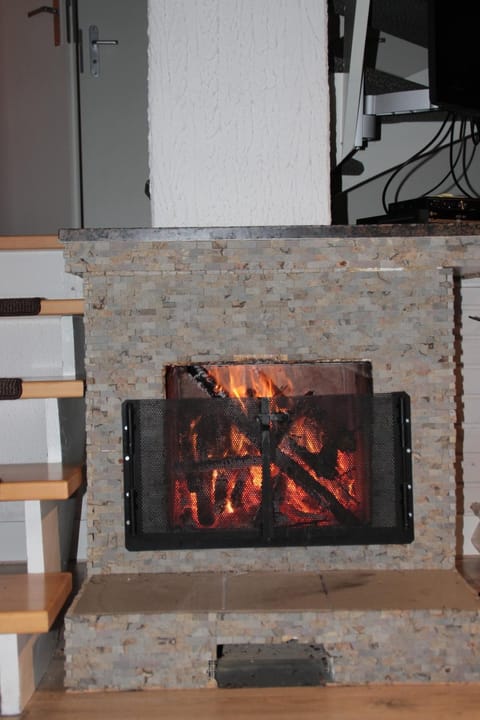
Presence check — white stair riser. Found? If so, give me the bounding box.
[0,251,82,298]
[0,506,87,564]
[0,519,26,562]
[0,318,67,377]
[0,399,61,463]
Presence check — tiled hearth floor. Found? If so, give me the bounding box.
[23,556,480,692]
[70,567,480,615]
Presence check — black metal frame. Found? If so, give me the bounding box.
[122,392,414,550]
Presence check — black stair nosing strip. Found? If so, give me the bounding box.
[0,297,42,316]
[0,378,22,400]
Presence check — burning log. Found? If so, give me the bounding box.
[231,468,249,509]
[176,455,261,475]
[184,364,362,527]
[214,473,228,514]
[186,473,215,527]
[273,449,360,526]
[186,365,229,398]
[177,507,196,529]
[280,435,359,510]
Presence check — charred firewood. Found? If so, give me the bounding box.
[184,364,361,526]
[272,473,288,520]
[231,468,249,509]
[177,455,261,476]
[186,365,229,398]
[186,473,215,527]
[283,437,339,480]
[273,449,361,525]
[195,489,215,527]
[279,428,359,510]
[214,473,228,514]
[177,507,196,529]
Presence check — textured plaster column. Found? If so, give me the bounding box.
[148,0,331,227]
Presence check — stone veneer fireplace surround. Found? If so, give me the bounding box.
[61,224,480,690]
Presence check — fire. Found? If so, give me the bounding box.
[169,363,368,531]
[209,365,294,406]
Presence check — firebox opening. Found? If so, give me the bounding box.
[165,360,374,401]
[123,360,414,550]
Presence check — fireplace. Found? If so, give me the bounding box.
[61,227,480,693]
[62,226,461,574]
[122,361,413,550]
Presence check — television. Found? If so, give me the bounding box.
[428,1,480,118]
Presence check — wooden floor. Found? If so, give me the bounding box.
[21,684,480,719]
[15,557,480,719]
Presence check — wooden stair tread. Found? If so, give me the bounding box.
[0,298,84,317]
[0,235,63,251]
[39,298,84,315]
[0,463,84,501]
[0,572,72,633]
[17,378,84,399]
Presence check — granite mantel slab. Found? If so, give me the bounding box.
[61,226,480,277]
[59,222,480,243]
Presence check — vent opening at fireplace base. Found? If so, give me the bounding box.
[214,642,332,688]
[122,360,413,550]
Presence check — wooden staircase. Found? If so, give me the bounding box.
[0,573,73,634]
[0,235,85,715]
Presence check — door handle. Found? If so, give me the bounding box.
[89,25,119,78]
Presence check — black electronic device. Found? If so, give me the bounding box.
[357,196,480,225]
[429,1,480,118]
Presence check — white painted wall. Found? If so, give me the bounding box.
[147,0,331,227]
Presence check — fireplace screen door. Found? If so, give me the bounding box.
[122,391,413,550]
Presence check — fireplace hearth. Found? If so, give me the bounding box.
[122,362,413,550]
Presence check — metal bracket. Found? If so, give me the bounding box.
[27,5,58,17]
[27,1,60,46]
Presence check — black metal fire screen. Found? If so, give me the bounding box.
[122,392,413,550]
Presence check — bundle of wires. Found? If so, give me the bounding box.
[340,114,480,214]
[380,114,480,213]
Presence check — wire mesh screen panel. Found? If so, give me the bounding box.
[169,397,264,531]
[122,393,413,550]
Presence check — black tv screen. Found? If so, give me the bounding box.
[429,1,480,117]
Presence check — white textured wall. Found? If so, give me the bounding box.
[148,0,330,227]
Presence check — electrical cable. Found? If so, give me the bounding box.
[339,121,480,206]
[380,114,453,213]
[448,119,477,198]
[419,128,464,198]
[339,133,471,197]
[393,117,465,202]
[394,131,463,202]
[460,120,480,197]
[470,118,480,145]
